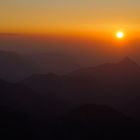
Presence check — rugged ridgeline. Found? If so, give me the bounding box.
[22,57,140,119]
[0,50,79,82]
[0,57,140,139]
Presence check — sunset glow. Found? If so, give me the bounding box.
[0,0,140,37]
[116,32,124,39]
[0,0,140,57]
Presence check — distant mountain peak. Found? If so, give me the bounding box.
[118,57,138,66]
[122,57,134,62]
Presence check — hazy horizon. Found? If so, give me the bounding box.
[0,0,140,65]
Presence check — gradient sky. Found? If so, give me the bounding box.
[0,0,140,35]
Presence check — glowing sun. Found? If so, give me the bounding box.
[116,31,124,39]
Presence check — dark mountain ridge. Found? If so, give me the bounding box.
[0,57,140,138]
[53,104,140,139]
[21,57,140,119]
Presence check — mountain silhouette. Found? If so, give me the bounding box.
[53,104,140,139]
[23,57,140,91]
[27,52,80,74]
[0,77,69,139]
[21,57,140,119]
[0,50,80,82]
[0,50,34,82]
[0,57,140,138]
[119,57,138,65]
[70,57,140,77]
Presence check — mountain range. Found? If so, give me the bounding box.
[0,53,140,139]
[22,57,140,119]
[0,50,80,82]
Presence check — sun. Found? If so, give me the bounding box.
[116,31,124,39]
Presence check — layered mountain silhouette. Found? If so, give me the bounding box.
[28,53,80,74]
[22,57,140,119]
[0,50,34,82]
[0,78,69,139]
[70,57,140,79]
[0,50,80,82]
[0,56,140,138]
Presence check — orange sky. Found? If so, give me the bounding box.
[0,0,140,39]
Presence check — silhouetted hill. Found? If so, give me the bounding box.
[23,73,59,84]
[27,53,80,74]
[23,57,140,95]
[0,77,70,138]
[119,57,138,66]
[53,104,140,139]
[0,50,33,82]
[1,57,140,138]
[0,77,69,121]
[70,57,140,78]
[22,72,101,106]
[0,50,80,82]
[68,58,140,119]
[21,57,140,119]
